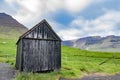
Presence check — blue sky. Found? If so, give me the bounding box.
[0,0,120,40]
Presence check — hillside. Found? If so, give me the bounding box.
[0,13,120,80]
[0,13,28,39]
[1,44,120,79]
[62,35,120,52]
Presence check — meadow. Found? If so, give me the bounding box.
[0,38,120,80]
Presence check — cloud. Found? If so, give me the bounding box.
[64,0,94,13]
[3,0,120,40]
[4,0,94,27]
[5,0,43,25]
[58,10,120,40]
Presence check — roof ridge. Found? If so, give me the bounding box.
[16,19,62,44]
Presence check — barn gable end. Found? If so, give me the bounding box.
[18,19,61,41]
[16,19,61,72]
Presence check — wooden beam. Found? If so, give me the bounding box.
[23,38,61,41]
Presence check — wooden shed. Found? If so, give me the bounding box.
[16,19,61,72]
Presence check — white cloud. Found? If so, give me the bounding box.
[59,29,83,40]
[5,0,15,3]
[5,0,94,27]
[5,0,44,25]
[58,10,120,40]
[64,0,94,13]
[4,0,120,40]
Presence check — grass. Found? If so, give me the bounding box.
[0,26,27,39]
[0,38,120,80]
[0,38,17,65]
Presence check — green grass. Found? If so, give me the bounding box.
[0,38,120,80]
[0,26,27,39]
[0,38,17,65]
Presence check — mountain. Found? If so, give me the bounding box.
[62,35,120,52]
[0,13,28,39]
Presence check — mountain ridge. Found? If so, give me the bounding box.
[0,13,28,38]
[62,35,120,52]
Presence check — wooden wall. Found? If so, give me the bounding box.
[16,39,23,71]
[22,39,61,72]
[16,20,61,72]
[25,22,59,40]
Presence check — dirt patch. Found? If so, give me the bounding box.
[83,72,111,76]
[0,63,18,80]
[59,73,120,80]
[81,74,120,80]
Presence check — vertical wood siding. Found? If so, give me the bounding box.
[16,20,61,72]
[16,39,23,70]
[22,39,61,72]
[24,23,58,40]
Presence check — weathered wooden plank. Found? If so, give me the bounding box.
[16,19,61,72]
[17,38,61,72]
[16,39,22,69]
[24,22,61,41]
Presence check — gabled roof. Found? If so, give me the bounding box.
[16,19,62,44]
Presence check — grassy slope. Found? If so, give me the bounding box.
[86,44,120,52]
[0,37,120,80]
[0,25,27,64]
[0,26,27,39]
[0,26,20,65]
[0,38,16,65]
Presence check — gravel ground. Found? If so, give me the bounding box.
[59,74,120,80]
[0,63,17,80]
[0,63,120,80]
[81,74,120,80]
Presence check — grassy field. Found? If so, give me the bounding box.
[0,38,120,80]
[0,38,16,65]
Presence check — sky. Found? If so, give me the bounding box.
[0,0,120,40]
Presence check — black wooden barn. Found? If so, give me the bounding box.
[16,19,61,72]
